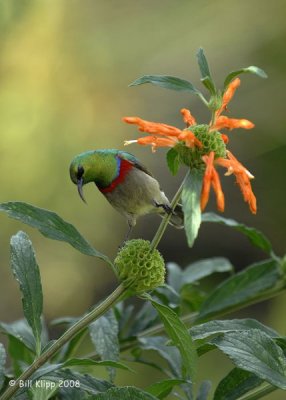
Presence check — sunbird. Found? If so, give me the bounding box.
[69,149,184,240]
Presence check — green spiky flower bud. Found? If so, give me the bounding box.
[175,124,227,170]
[115,239,165,293]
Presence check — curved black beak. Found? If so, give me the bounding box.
[77,177,87,204]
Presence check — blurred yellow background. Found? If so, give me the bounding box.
[0,0,285,398]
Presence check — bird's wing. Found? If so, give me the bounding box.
[118,151,154,177]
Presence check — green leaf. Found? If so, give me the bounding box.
[0,202,112,266]
[196,48,212,80]
[166,148,181,176]
[167,258,233,293]
[139,336,182,377]
[8,335,34,376]
[211,330,286,390]
[182,170,203,247]
[150,298,197,379]
[198,259,282,320]
[10,231,43,355]
[128,302,158,337]
[0,343,6,391]
[201,76,216,95]
[196,48,216,95]
[129,74,201,95]
[30,380,59,400]
[202,212,272,254]
[89,309,119,381]
[190,319,278,341]
[214,368,263,400]
[92,386,158,399]
[224,66,268,89]
[183,257,233,285]
[146,379,186,399]
[0,319,35,352]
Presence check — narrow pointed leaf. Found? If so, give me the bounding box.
[214,368,263,400]
[10,231,43,354]
[196,48,216,95]
[224,66,268,89]
[150,298,197,379]
[198,259,282,320]
[0,344,6,391]
[202,212,272,254]
[201,76,216,95]
[146,379,186,399]
[0,202,112,266]
[211,330,286,390]
[92,386,158,399]
[196,48,212,79]
[129,75,201,95]
[182,170,203,247]
[190,319,278,340]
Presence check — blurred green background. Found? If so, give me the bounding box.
[0,0,285,397]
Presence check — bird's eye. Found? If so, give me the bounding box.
[76,165,85,180]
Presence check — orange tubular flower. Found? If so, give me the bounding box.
[211,77,254,133]
[212,116,255,131]
[215,77,241,117]
[123,77,257,214]
[123,114,202,152]
[201,152,225,212]
[181,108,196,126]
[216,151,257,214]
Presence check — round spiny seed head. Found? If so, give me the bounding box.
[115,239,165,293]
[175,124,227,170]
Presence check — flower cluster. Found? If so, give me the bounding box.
[123,78,257,214]
[115,239,165,293]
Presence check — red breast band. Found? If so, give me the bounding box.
[99,159,133,193]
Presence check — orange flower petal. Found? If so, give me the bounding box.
[212,116,254,131]
[125,135,177,152]
[180,108,196,126]
[216,78,241,117]
[211,168,225,212]
[216,151,257,214]
[201,151,215,211]
[123,116,182,137]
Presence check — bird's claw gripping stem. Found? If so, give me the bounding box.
[154,201,173,215]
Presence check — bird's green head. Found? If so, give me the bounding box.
[69,149,119,203]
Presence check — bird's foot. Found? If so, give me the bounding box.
[154,201,173,215]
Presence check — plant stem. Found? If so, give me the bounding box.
[237,383,277,400]
[151,169,190,251]
[0,284,126,400]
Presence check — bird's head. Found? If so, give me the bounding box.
[69,150,120,203]
[69,151,98,203]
